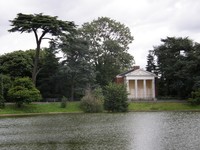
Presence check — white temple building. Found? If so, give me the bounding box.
[116,66,157,100]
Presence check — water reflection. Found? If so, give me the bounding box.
[0,112,200,150]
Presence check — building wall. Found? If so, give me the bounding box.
[129,80,135,96]
[137,80,144,98]
[115,77,124,84]
[128,79,155,100]
[146,80,153,98]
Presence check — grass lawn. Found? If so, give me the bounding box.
[128,102,200,111]
[0,102,82,115]
[1,101,200,116]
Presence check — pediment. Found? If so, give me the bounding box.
[126,69,156,76]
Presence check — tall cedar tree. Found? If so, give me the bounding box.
[8,13,76,85]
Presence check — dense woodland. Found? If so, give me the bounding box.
[0,13,134,102]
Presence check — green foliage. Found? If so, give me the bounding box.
[80,88,104,113]
[188,89,200,105]
[60,96,67,108]
[80,17,134,86]
[104,83,128,112]
[146,50,157,74]
[36,48,60,98]
[0,50,34,78]
[8,77,42,107]
[0,74,12,101]
[147,37,200,99]
[0,94,5,109]
[8,13,76,36]
[0,49,61,99]
[59,35,95,100]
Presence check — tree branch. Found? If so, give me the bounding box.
[32,28,39,44]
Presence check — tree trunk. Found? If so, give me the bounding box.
[71,83,75,101]
[32,29,46,86]
[32,44,40,86]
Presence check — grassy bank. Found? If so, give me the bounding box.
[0,102,82,115]
[1,101,200,116]
[128,102,200,111]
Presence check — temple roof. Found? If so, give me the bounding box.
[117,68,156,77]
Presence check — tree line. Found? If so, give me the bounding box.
[0,13,134,102]
[2,13,199,104]
[146,37,200,99]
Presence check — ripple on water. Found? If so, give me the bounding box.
[0,112,200,150]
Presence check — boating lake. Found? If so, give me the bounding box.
[0,112,200,150]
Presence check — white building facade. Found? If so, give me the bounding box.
[116,68,157,100]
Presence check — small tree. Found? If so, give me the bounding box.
[8,77,41,107]
[60,96,67,108]
[104,83,128,112]
[80,88,104,113]
[188,89,200,105]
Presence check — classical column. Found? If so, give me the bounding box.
[135,79,138,99]
[152,79,155,99]
[126,78,130,94]
[143,79,146,99]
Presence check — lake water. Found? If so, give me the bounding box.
[0,112,200,150]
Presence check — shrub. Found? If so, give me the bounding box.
[60,96,67,108]
[80,88,104,113]
[188,88,200,105]
[8,77,42,107]
[104,83,128,112]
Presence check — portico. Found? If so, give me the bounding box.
[116,68,157,100]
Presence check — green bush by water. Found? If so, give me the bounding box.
[60,96,67,108]
[80,88,104,113]
[188,89,200,105]
[104,83,128,112]
[8,77,41,107]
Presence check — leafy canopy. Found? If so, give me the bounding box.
[8,13,76,36]
[80,17,134,86]
[147,36,199,98]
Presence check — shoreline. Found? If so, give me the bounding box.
[1,110,200,117]
[1,101,200,117]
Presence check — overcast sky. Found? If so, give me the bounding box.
[1,0,200,68]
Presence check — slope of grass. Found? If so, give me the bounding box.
[0,102,82,115]
[128,102,200,111]
[1,101,200,116]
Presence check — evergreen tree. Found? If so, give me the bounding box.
[9,13,76,84]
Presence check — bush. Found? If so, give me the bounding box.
[80,88,104,113]
[188,89,200,105]
[60,96,67,108]
[104,83,128,112]
[8,77,42,107]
